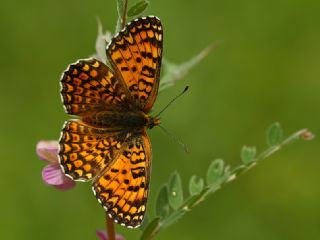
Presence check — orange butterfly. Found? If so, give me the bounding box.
[58,16,163,228]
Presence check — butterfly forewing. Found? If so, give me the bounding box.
[60,58,129,116]
[107,16,163,112]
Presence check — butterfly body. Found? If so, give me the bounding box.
[59,16,163,228]
[84,108,159,131]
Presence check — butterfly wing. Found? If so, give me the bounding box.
[60,58,130,116]
[107,16,163,112]
[92,132,151,228]
[59,120,127,181]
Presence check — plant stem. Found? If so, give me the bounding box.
[122,0,128,29]
[106,213,116,240]
[140,128,314,240]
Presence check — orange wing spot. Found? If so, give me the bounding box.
[73,78,81,85]
[82,64,90,71]
[123,204,130,212]
[147,30,154,38]
[118,199,126,208]
[92,61,100,68]
[75,169,83,176]
[74,87,84,95]
[83,164,92,172]
[145,85,152,93]
[129,207,138,214]
[116,38,125,45]
[151,46,158,57]
[84,154,95,161]
[144,23,151,28]
[101,192,110,200]
[90,70,98,77]
[124,35,134,44]
[111,51,123,61]
[140,31,147,40]
[100,77,108,86]
[112,207,119,214]
[86,173,93,178]
[108,180,120,191]
[79,72,89,80]
[109,196,119,205]
[63,143,71,152]
[66,163,72,171]
[65,94,72,102]
[66,83,74,92]
[74,160,83,168]
[69,153,78,161]
[71,143,81,151]
[72,134,80,142]
[72,68,78,75]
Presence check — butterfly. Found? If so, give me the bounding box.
[58,16,163,228]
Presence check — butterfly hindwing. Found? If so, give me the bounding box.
[92,132,151,228]
[59,120,126,181]
[107,16,163,112]
[60,58,129,116]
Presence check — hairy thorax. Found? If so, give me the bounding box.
[83,109,160,131]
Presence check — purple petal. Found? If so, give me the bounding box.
[42,164,75,190]
[54,178,76,190]
[36,141,59,163]
[96,230,125,240]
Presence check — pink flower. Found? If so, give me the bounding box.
[96,230,125,240]
[36,140,75,190]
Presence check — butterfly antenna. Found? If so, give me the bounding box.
[155,86,189,118]
[158,125,190,154]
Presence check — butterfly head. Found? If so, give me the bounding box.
[147,116,161,129]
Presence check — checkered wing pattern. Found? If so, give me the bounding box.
[60,58,129,116]
[93,133,151,228]
[107,16,163,112]
[59,16,163,229]
[59,120,126,181]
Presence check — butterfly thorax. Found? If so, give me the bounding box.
[83,109,160,130]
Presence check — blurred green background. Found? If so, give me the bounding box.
[1,0,319,239]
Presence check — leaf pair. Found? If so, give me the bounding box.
[116,0,149,32]
[140,123,314,240]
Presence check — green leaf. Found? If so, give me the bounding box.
[168,172,183,210]
[161,209,186,229]
[189,175,204,196]
[127,0,149,17]
[159,43,217,92]
[267,122,283,146]
[116,0,126,33]
[94,18,112,63]
[206,159,224,186]
[139,214,149,231]
[241,146,257,164]
[155,184,170,219]
[140,217,161,240]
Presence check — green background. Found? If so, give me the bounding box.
[1,0,319,239]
